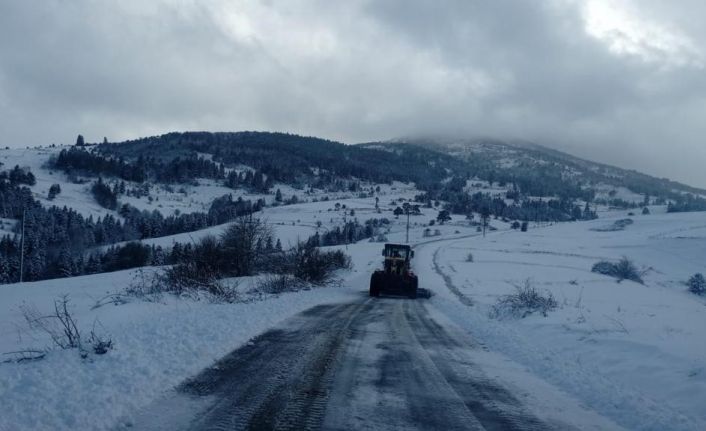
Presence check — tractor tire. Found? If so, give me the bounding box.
[408,276,418,299]
[369,273,380,297]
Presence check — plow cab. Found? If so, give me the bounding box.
[369,243,418,298]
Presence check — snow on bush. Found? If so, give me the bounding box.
[490,279,558,319]
[125,241,351,304]
[123,265,239,304]
[164,262,239,303]
[369,233,388,242]
[288,244,351,285]
[687,273,706,295]
[123,269,166,302]
[255,274,301,294]
[591,256,644,284]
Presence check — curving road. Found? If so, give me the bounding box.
[125,296,559,431]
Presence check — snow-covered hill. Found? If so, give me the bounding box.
[0,146,316,219]
[375,137,706,205]
[0,146,114,219]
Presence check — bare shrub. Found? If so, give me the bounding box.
[124,268,166,301]
[490,279,558,319]
[591,218,634,232]
[163,262,218,294]
[591,261,615,277]
[288,243,352,285]
[87,320,113,355]
[13,296,116,360]
[189,234,225,276]
[122,219,351,303]
[204,280,240,304]
[220,217,274,276]
[369,233,388,242]
[125,265,239,303]
[687,273,706,295]
[591,257,645,283]
[256,274,301,294]
[21,295,82,350]
[162,263,238,302]
[614,257,646,283]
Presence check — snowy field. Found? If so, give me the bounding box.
[593,183,647,204]
[423,210,706,430]
[106,182,432,251]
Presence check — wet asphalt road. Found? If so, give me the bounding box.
[125,297,555,431]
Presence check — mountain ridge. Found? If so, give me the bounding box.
[366,136,706,199]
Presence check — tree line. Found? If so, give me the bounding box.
[97,131,466,189]
[418,175,597,223]
[0,169,265,283]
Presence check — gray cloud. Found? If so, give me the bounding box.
[1,0,706,186]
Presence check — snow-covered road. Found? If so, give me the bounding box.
[124,297,559,431]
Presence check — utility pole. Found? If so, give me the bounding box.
[403,202,411,244]
[342,213,348,250]
[406,210,410,244]
[19,209,25,283]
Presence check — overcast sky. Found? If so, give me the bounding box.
[2,1,706,186]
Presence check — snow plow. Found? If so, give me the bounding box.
[369,243,418,299]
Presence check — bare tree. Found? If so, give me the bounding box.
[220,216,274,276]
[480,206,491,237]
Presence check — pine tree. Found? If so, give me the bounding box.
[152,246,166,266]
[56,246,74,277]
[48,184,61,200]
[437,210,451,225]
[85,255,102,274]
[0,257,10,284]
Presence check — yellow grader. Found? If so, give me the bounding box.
[369,243,418,299]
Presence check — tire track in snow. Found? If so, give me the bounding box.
[432,243,474,306]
